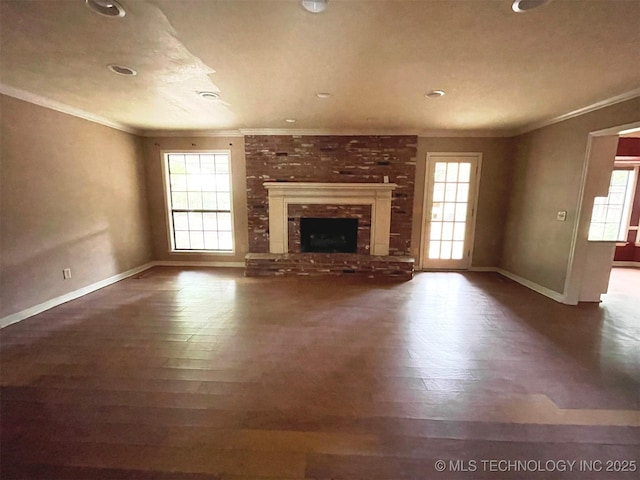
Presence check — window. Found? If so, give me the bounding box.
[588,168,636,242]
[164,152,234,252]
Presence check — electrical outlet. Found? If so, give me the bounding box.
[62,268,72,280]
[557,211,567,221]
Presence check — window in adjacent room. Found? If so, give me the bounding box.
[588,167,636,242]
[164,152,234,252]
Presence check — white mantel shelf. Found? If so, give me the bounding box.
[264,182,398,196]
[264,182,398,256]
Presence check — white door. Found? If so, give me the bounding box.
[421,153,481,269]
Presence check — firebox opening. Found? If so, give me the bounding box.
[300,217,358,253]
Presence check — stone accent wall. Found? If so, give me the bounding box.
[245,135,417,255]
[287,204,372,255]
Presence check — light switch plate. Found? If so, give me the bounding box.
[557,211,567,221]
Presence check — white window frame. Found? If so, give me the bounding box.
[614,160,640,246]
[588,163,637,243]
[161,150,235,255]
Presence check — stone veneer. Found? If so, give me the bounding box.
[245,135,417,256]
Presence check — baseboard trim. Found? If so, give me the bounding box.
[0,262,156,330]
[612,261,640,268]
[496,268,567,304]
[151,260,245,268]
[469,266,568,303]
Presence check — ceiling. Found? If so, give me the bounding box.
[1,0,639,135]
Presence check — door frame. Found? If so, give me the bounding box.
[419,152,483,270]
[563,120,640,304]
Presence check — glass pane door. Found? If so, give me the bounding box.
[422,155,480,269]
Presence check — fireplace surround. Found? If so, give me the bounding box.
[264,182,397,256]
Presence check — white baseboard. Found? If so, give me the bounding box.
[151,260,245,268]
[425,266,567,303]
[612,261,640,268]
[469,266,567,303]
[0,262,156,330]
[496,268,567,304]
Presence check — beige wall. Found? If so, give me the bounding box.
[501,98,640,294]
[141,136,249,263]
[412,137,514,268]
[0,95,152,318]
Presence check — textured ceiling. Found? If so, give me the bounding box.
[1,0,639,134]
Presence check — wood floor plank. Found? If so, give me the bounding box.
[1,267,639,479]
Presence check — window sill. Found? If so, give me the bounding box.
[169,250,236,256]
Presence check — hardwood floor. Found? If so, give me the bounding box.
[1,267,638,479]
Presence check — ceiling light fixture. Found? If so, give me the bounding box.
[301,0,327,13]
[425,90,445,99]
[512,0,552,13]
[107,64,137,76]
[285,119,296,123]
[198,91,220,100]
[85,0,126,18]
[316,92,331,99]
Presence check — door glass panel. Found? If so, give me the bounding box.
[430,222,442,240]
[432,203,443,220]
[433,183,445,202]
[456,183,469,202]
[453,222,466,241]
[452,241,464,259]
[445,183,457,202]
[429,241,441,259]
[440,241,452,259]
[428,161,473,261]
[446,163,458,182]
[442,222,454,240]
[458,163,471,182]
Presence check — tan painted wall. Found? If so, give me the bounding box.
[412,137,514,268]
[501,98,640,294]
[0,95,152,318]
[141,137,249,263]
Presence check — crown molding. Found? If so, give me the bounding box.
[239,128,421,136]
[139,129,244,138]
[418,129,512,138]
[0,83,140,135]
[139,127,511,138]
[514,87,640,136]
[3,82,638,140]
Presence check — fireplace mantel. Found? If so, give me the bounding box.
[264,182,397,256]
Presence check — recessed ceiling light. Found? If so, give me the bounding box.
[301,0,327,13]
[85,0,126,18]
[198,91,220,100]
[425,90,445,99]
[512,0,552,13]
[107,64,137,76]
[316,92,331,99]
[285,119,296,123]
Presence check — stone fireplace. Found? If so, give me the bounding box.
[244,135,417,279]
